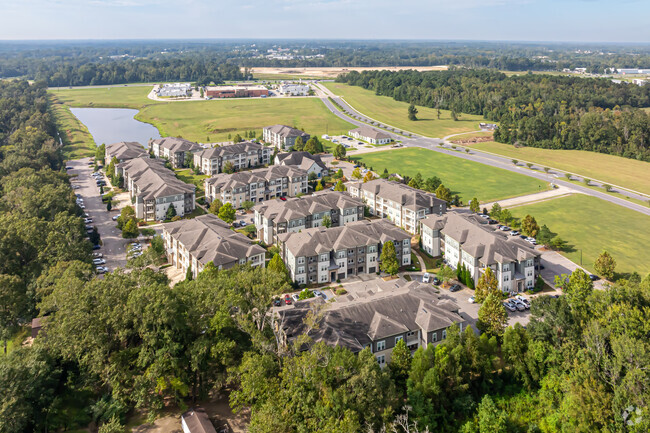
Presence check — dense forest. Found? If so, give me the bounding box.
[1,40,650,85]
[338,69,650,161]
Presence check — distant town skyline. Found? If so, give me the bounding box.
[0,0,649,43]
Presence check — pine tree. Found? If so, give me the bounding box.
[380,241,399,276]
[475,267,499,303]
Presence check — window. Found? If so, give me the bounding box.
[442,329,447,340]
[297,266,305,274]
[297,257,305,264]
[376,340,386,351]
[395,336,404,344]
[376,355,385,366]
[432,332,437,342]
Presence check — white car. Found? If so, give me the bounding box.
[112,215,119,221]
[468,296,476,304]
[92,252,103,258]
[312,289,327,300]
[130,251,143,258]
[503,301,517,312]
[422,272,431,283]
[509,230,520,236]
[92,258,106,265]
[515,295,531,308]
[84,218,93,224]
[511,299,527,311]
[291,293,300,302]
[96,266,108,274]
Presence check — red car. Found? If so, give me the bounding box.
[280,196,287,201]
[284,294,292,305]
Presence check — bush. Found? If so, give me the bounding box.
[298,289,315,300]
[140,228,156,237]
[335,288,347,295]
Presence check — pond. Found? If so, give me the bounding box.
[70,107,161,147]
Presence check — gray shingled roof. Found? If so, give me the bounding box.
[352,178,447,211]
[205,165,307,191]
[121,157,195,200]
[277,218,410,257]
[195,141,264,159]
[424,212,540,265]
[253,191,362,224]
[279,280,463,352]
[181,407,216,433]
[151,137,202,153]
[265,124,309,139]
[349,126,391,140]
[106,141,147,161]
[164,214,265,268]
[276,151,327,172]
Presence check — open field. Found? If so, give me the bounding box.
[49,85,158,109]
[465,140,650,196]
[248,65,447,79]
[349,147,548,202]
[175,169,208,197]
[508,194,650,276]
[323,82,485,138]
[49,95,96,159]
[136,97,353,143]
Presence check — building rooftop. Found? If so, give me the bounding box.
[253,191,363,224]
[277,218,410,257]
[275,151,327,172]
[120,157,195,200]
[205,165,308,191]
[181,407,217,433]
[422,212,540,265]
[351,178,447,212]
[195,141,265,160]
[164,214,265,268]
[264,124,310,139]
[150,137,202,154]
[349,126,391,140]
[106,141,148,161]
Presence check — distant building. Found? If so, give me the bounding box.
[181,407,217,433]
[617,68,650,75]
[193,141,271,175]
[263,125,310,150]
[633,79,647,86]
[149,137,202,168]
[274,151,328,178]
[479,123,498,130]
[253,191,364,244]
[163,214,265,280]
[157,83,191,97]
[205,85,268,98]
[31,317,46,339]
[278,83,311,96]
[105,141,147,164]
[347,178,447,234]
[277,219,411,285]
[348,127,392,145]
[277,279,465,366]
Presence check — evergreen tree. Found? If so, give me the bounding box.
[122,218,139,239]
[469,198,480,213]
[293,136,304,151]
[380,241,399,276]
[218,202,236,223]
[165,204,177,220]
[475,267,499,303]
[322,215,332,228]
[334,180,346,192]
[408,103,418,121]
[594,250,616,280]
[477,293,508,337]
[209,198,223,215]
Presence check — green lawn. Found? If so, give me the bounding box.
[469,141,650,196]
[350,147,548,202]
[136,97,353,143]
[49,95,96,159]
[508,194,650,276]
[49,85,158,109]
[323,82,485,138]
[175,169,208,197]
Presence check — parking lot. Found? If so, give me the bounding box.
[68,157,127,272]
[326,134,371,151]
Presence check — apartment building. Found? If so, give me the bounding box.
[277,219,411,285]
[205,85,268,98]
[204,165,308,208]
[348,178,447,234]
[118,157,196,222]
[149,137,202,168]
[277,83,310,96]
[421,212,541,294]
[348,126,392,145]
[192,141,271,175]
[277,279,465,366]
[262,124,310,150]
[253,191,364,244]
[274,151,328,178]
[105,141,148,164]
[163,214,265,280]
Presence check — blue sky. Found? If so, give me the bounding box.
[0,0,648,42]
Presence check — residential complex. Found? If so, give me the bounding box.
[105,141,148,164]
[262,124,310,150]
[253,191,364,244]
[277,83,311,96]
[349,126,392,145]
[157,83,191,97]
[274,151,328,178]
[277,279,465,366]
[163,214,265,279]
[149,137,202,168]
[204,165,308,208]
[205,85,268,98]
[192,141,271,175]
[420,212,541,294]
[277,219,411,285]
[348,178,447,234]
[118,157,196,221]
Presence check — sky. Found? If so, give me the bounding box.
[0,0,648,43]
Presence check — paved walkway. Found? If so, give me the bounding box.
[411,249,427,272]
[482,185,578,210]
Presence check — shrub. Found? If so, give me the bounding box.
[335,288,347,295]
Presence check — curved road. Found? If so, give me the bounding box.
[317,85,650,216]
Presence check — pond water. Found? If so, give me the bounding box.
[70,107,161,147]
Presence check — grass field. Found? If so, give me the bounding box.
[49,85,158,109]
[467,141,650,196]
[175,169,209,197]
[49,95,96,159]
[323,82,485,138]
[350,147,548,202]
[508,194,650,276]
[136,97,353,143]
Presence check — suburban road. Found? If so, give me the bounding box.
[316,83,650,216]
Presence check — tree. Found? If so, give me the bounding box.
[475,267,499,303]
[536,224,553,246]
[233,134,243,143]
[380,168,389,179]
[293,136,304,151]
[242,200,255,211]
[550,236,567,251]
[304,137,322,154]
[209,198,223,215]
[322,215,331,228]
[469,198,480,213]
[223,161,235,174]
[408,103,418,121]
[0,274,26,354]
[363,172,376,183]
[499,208,513,224]
[594,250,616,280]
[218,202,236,223]
[122,218,139,239]
[334,180,346,192]
[336,168,344,179]
[476,395,507,433]
[333,144,346,159]
[267,254,289,280]
[98,416,124,433]
[380,241,399,276]
[521,214,539,237]
[434,184,452,203]
[106,201,112,211]
[351,167,362,180]
[408,172,423,189]
[315,180,324,191]
[389,339,411,392]
[477,293,508,337]
[165,204,177,220]
[186,265,193,281]
[437,265,455,285]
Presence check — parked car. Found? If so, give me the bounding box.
[291,293,300,302]
[519,235,528,240]
[280,197,287,201]
[85,225,93,230]
[432,277,441,285]
[500,226,511,231]
[312,289,327,300]
[468,296,476,304]
[92,244,101,250]
[130,251,143,258]
[509,230,520,236]
[480,214,489,219]
[96,266,107,274]
[449,284,461,292]
[273,298,282,307]
[112,215,119,221]
[527,239,537,245]
[503,301,517,312]
[488,219,498,224]
[511,299,527,311]
[65,166,73,170]
[92,258,106,265]
[422,272,431,283]
[589,274,600,281]
[239,220,247,227]
[515,295,530,308]
[84,218,93,224]
[284,294,292,305]
[92,252,103,258]
[129,242,141,248]
[232,222,240,228]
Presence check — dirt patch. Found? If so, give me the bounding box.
[451,135,493,145]
[248,65,448,78]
